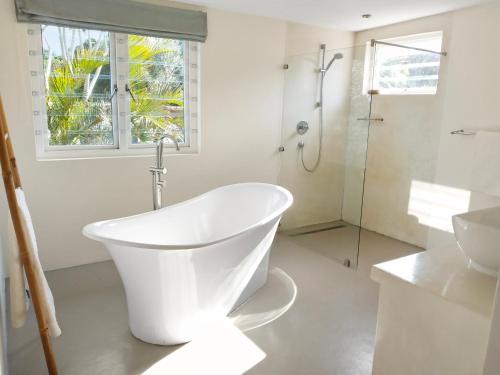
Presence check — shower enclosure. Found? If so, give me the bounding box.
[278,44,374,268]
[278,37,446,268]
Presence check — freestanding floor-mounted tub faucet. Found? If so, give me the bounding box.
[150,134,180,210]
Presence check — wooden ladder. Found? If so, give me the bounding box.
[0,96,58,374]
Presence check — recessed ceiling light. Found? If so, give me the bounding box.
[362,14,372,19]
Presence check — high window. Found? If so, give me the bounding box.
[28,25,200,159]
[368,31,443,95]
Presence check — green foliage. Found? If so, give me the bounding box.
[377,52,440,89]
[43,26,185,146]
[127,35,185,144]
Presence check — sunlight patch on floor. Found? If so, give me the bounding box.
[141,318,266,375]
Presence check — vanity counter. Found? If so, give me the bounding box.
[371,249,497,318]
[370,247,498,375]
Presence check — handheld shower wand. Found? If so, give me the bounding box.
[300,45,343,173]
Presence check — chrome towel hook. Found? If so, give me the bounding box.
[450,129,476,135]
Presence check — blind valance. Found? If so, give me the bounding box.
[15,0,207,42]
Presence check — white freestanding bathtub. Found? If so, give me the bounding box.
[83,183,293,345]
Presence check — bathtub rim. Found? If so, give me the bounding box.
[82,182,293,250]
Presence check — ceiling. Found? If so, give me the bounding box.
[171,0,493,31]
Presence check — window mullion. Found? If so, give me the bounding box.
[109,33,119,149]
[28,25,47,156]
[187,41,201,151]
[114,33,130,149]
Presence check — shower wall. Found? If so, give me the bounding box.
[280,3,500,255]
[279,19,450,249]
[279,23,354,229]
[340,47,371,228]
[349,15,452,248]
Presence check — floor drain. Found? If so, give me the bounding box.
[288,224,346,236]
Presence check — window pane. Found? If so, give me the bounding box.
[127,35,185,145]
[372,32,442,94]
[42,25,114,146]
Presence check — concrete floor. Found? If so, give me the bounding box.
[283,221,360,268]
[8,230,421,375]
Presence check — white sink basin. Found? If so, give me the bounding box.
[452,206,500,277]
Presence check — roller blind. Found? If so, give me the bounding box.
[15,0,207,42]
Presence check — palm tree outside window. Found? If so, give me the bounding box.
[29,24,199,159]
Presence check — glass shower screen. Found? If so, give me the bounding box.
[278,44,373,268]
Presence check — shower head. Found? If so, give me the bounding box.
[324,52,344,73]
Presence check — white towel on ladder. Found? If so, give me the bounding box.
[8,217,29,328]
[8,188,61,337]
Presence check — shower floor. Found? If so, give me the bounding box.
[282,220,362,268]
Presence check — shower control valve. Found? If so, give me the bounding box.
[296,121,309,135]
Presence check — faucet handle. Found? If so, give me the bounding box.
[149,166,167,174]
[157,180,166,188]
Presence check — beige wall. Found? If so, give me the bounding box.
[350,2,500,250]
[352,4,500,368]
[278,23,354,229]
[0,241,6,375]
[284,23,354,57]
[350,13,453,247]
[0,1,287,270]
[421,5,500,370]
[426,2,500,252]
[485,277,500,375]
[340,45,373,227]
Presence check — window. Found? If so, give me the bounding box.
[367,31,443,95]
[27,25,200,159]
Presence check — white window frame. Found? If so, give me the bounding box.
[27,25,201,160]
[363,31,443,96]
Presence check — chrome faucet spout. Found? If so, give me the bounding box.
[156,134,180,169]
[150,133,180,210]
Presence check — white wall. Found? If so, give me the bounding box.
[0,0,287,270]
[278,23,354,229]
